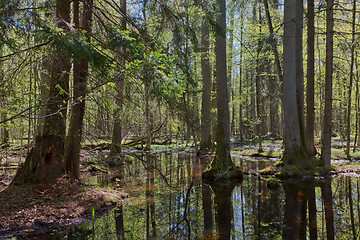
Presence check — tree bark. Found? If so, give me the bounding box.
[268,74,279,138]
[14,0,71,184]
[256,64,264,152]
[200,16,212,152]
[64,0,93,179]
[263,0,283,84]
[282,0,308,165]
[0,48,9,145]
[321,0,334,169]
[109,0,126,158]
[212,0,234,172]
[305,0,317,156]
[228,0,236,136]
[345,0,356,158]
[239,11,244,141]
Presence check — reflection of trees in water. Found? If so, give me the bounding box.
[282,180,308,239]
[206,177,243,240]
[308,183,317,240]
[145,152,156,239]
[320,177,334,240]
[202,183,213,239]
[282,178,335,240]
[85,153,360,239]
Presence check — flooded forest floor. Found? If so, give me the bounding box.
[1,137,360,238]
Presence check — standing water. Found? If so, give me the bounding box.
[67,151,359,239]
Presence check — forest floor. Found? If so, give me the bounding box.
[0,151,127,238]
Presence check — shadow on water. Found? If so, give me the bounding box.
[18,152,360,239]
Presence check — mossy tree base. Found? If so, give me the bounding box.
[13,135,64,184]
[282,145,309,167]
[260,157,335,178]
[202,165,243,182]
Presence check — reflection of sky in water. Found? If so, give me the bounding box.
[77,152,360,239]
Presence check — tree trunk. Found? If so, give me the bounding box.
[239,11,244,141]
[64,0,93,179]
[282,0,308,165]
[256,64,264,152]
[14,0,71,184]
[305,0,317,156]
[143,1,152,150]
[200,16,212,152]
[250,74,256,139]
[211,0,234,172]
[321,0,334,170]
[268,74,279,138]
[263,0,283,84]
[345,0,356,158]
[0,48,9,144]
[109,0,126,158]
[228,0,235,136]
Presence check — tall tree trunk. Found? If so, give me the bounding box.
[345,0,356,158]
[0,48,9,145]
[14,0,71,184]
[296,0,306,150]
[143,0,152,150]
[228,0,235,136]
[256,6,263,152]
[250,74,256,139]
[239,11,244,141]
[256,64,264,152]
[209,0,235,173]
[305,0,317,156]
[268,74,279,138]
[263,0,283,83]
[200,16,212,152]
[321,0,334,169]
[282,0,308,165]
[64,0,93,179]
[109,0,126,158]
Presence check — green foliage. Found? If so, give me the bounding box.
[51,33,108,71]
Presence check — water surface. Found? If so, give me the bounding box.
[76,152,360,239]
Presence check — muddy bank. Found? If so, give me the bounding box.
[0,176,127,238]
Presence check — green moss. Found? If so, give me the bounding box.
[259,166,274,175]
[202,165,243,182]
[267,177,281,191]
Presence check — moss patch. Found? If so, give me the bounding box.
[202,166,243,182]
[267,177,281,191]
